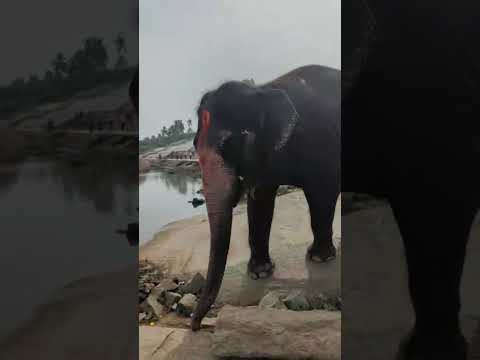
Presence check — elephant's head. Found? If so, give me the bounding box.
[190,81,299,330]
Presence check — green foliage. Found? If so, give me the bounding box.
[0,34,134,119]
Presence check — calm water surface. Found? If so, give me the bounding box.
[0,159,137,339]
[139,170,205,244]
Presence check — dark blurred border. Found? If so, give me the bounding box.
[0,1,138,359]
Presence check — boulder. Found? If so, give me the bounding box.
[283,290,312,311]
[146,294,166,318]
[258,291,288,310]
[164,291,182,310]
[306,293,342,311]
[176,294,197,317]
[151,279,178,302]
[178,273,206,296]
[212,305,341,359]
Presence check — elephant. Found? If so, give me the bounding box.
[343,0,480,359]
[191,65,340,330]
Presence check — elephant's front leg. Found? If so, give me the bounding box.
[304,187,337,262]
[247,184,279,279]
[391,195,474,360]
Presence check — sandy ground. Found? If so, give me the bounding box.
[342,204,480,360]
[140,191,341,303]
[140,191,341,274]
[139,190,342,359]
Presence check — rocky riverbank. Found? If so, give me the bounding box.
[139,191,342,359]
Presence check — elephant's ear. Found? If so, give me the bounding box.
[261,88,300,152]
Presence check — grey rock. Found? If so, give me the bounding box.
[151,279,178,303]
[258,291,288,310]
[144,282,155,292]
[307,293,342,311]
[146,293,166,318]
[179,273,206,295]
[153,278,178,293]
[164,291,182,310]
[283,290,312,311]
[176,294,197,317]
[212,305,341,360]
[307,293,330,310]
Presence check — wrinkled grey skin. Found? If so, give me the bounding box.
[191,65,340,330]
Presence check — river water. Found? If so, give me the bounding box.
[139,170,205,244]
[0,158,137,340]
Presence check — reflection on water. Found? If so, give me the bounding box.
[139,170,205,244]
[0,158,137,340]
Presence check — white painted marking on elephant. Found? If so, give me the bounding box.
[298,77,307,85]
[269,88,300,151]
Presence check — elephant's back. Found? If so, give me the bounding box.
[265,66,341,183]
[267,65,340,101]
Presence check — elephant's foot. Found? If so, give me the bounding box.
[396,330,467,360]
[307,243,336,263]
[248,258,275,280]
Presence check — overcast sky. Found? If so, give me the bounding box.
[140,0,340,138]
[0,0,138,86]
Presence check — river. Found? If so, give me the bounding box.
[139,170,205,244]
[0,158,137,340]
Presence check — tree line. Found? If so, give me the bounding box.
[1,34,136,119]
[140,119,195,153]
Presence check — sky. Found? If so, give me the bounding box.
[0,0,138,86]
[140,0,340,138]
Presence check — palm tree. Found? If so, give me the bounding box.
[51,53,68,78]
[161,126,168,137]
[83,37,108,70]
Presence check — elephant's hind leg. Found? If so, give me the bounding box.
[304,187,337,262]
[247,184,279,279]
[391,193,474,360]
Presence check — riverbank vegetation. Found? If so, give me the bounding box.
[0,34,136,121]
[140,119,195,153]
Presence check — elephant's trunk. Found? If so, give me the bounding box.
[191,147,236,331]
